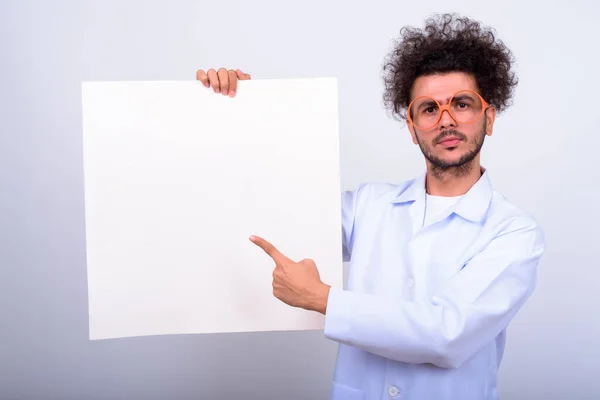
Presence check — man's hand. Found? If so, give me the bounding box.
[196,68,251,97]
[250,235,330,315]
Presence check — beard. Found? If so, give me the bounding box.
[414,120,486,178]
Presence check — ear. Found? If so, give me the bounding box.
[484,107,496,136]
[408,122,419,144]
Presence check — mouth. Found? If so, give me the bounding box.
[437,137,462,147]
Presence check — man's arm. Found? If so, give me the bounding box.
[341,186,364,262]
[323,216,545,368]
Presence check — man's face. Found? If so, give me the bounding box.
[408,72,496,172]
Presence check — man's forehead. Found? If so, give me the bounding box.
[411,72,478,99]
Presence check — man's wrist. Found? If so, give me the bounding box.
[307,282,331,315]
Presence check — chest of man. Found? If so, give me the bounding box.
[346,202,486,301]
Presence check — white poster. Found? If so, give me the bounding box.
[81,78,343,340]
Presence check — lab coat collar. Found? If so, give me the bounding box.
[390,168,494,223]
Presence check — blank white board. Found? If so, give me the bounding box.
[81,79,343,340]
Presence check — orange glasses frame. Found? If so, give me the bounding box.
[407,89,492,130]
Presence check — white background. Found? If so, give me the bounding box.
[1,0,598,399]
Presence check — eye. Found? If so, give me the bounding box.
[457,102,468,108]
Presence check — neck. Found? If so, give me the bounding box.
[425,159,483,197]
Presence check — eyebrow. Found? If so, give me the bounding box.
[451,94,474,102]
[422,96,453,104]
[418,99,438,107]
[424,94,475,105]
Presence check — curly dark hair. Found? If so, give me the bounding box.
[382,13,518,120]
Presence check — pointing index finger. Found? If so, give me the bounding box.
[250,235,289,264]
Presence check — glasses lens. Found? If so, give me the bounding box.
[409,96,441,129]
[409,90,484,129]
[450,90,483,124]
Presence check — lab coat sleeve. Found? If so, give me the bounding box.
[323,216,545,368]
[340,186,364,262]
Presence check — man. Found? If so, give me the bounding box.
[196,13,545,400]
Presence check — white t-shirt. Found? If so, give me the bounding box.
[424,194,463,226]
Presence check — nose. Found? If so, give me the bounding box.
[438,109,456,129]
